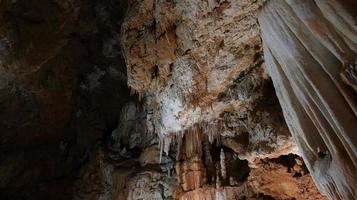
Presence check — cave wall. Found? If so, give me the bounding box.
[120,0,328,199]
[0,0,353,199]
[0,0,132,199]
[259,0,357,199]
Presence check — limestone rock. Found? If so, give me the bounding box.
[0,0,351,199]
[260,0,357,199]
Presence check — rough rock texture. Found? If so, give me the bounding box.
[122,0,266,137]
[121,0,298,165]
[171,126,325,200]
[248,155,327,200]
[0,0,348,199]
[259,0,357,199]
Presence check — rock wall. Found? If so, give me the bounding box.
[0,0,352,199]
[259,0,357,199]
[0,0,132,199]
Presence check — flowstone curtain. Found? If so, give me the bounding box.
[259,0,357,199]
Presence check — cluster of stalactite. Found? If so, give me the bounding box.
[259,0,357,199]
[172,122,327,200]
[174,125,248,199]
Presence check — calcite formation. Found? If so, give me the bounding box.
[0,0,354,199]
[260,0,357,199]
[122,0,265,138]
[121,0,298,163]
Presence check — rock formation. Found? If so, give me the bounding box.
[121,0,298,163]
[0,0,354,199]
[259,0,357,199]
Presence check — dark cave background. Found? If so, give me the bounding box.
[0,0,132,199]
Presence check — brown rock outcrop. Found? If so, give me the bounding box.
[121,0,267,140]
[248,157,327,200]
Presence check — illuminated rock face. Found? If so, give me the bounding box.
[0,0,353,199]
[121,0,299,164]
[119,0,329,198]
[259,0,357,199]
[121,0,266,138]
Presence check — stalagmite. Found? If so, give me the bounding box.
[220,148,227,180]
[259,0,357,199]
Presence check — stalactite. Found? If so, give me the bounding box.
[176,130,184,160]
[202,120,222,144]
[184,124,202,158]
[163,135,172,155]
[159,136,163,163]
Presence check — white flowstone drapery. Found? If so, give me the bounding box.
[259,0,357,199]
